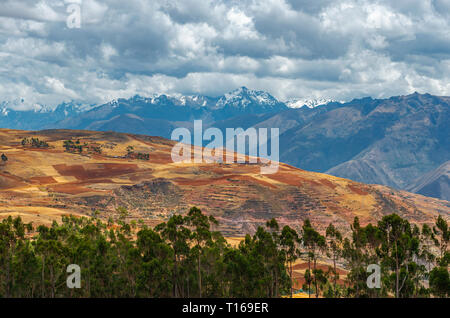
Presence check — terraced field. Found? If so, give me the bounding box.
[0,128,449,236]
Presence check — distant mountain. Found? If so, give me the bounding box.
[285,98,338,109]
[0,89,448,200]
[406,161,450,201]
[276,93,449,191]
[213,92,449,199]
[50,87,288,135]
[0,87,287,135]
[0,101,92,130]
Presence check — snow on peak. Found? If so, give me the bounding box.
[217,87,279,108]
[286,98,338,109]
[54,101,95,114]
[0,99,50,112]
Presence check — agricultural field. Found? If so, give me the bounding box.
[0,128,448,236]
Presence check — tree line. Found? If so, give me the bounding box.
[0,207,448,298]
[21,137,49,148]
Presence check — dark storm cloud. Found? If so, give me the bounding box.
[0,0,449,108]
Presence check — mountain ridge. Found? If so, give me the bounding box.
[406,161,450,201]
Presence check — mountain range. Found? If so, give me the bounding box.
[0,87,449,200]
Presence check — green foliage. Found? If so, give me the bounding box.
[302,218,326,298]
[116,206,129,221]
[0,210,448,298]
[0,207,290,298]
[63,140,86,153]
[21,137,49,148]
[326,223,342,298]
[125,146,150,160]
[429,266,450,297]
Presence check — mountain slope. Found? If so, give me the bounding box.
[406,161,450,201]
[0,128,448,236]
[277,93,449,194]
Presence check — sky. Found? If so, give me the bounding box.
[1,0,450,109]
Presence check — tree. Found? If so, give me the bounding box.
[429,266,450,298]
[0,216,30,297]
[265,218,282,297]
[116,206,129,222]
[0,209,446,299]
[280,224,300,298]
[342,217,385,298]
[302,219,326,297]
[155,214,191,297]
[378,214,419,298]
[312,268,328,297]
[433,215,449,265]
[126,146,134,156]
[136,226,171,297]
[185,206,216,297]
[326,223,342,297]
[419,223,436,272]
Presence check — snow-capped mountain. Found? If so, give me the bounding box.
[0,100,94,130]
[0,87,289,131]
[1,87,340,131]
[1,100,93,115]
[216,87,281,109]
[285,98,338,109]
[1,99,49,113]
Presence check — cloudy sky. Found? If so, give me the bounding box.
[1,0,450,108]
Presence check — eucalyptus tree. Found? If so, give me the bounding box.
[185,206,217,297]
[326,223,343,297]
[155,214,191,297]
[433,215,449,265]
[280,224,300,298]
[302,219,326,297]
[378,214,420,298]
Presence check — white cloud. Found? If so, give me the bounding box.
[224,7,259,40]
[0,0,449,109]
[45,77,79,99]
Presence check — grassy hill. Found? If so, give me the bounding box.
[0,128,448,236]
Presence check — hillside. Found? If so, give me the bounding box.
[406,161,450,201]
[0,128,448,236]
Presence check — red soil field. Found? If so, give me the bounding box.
[148,153,173,164]
[30,176,57,184]
[53,163,139,180]
[320,178,337,189]
[49,183,98,195]
[0,173,28,189]
[347,184,369,195]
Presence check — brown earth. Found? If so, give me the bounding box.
[0,128,448,237]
